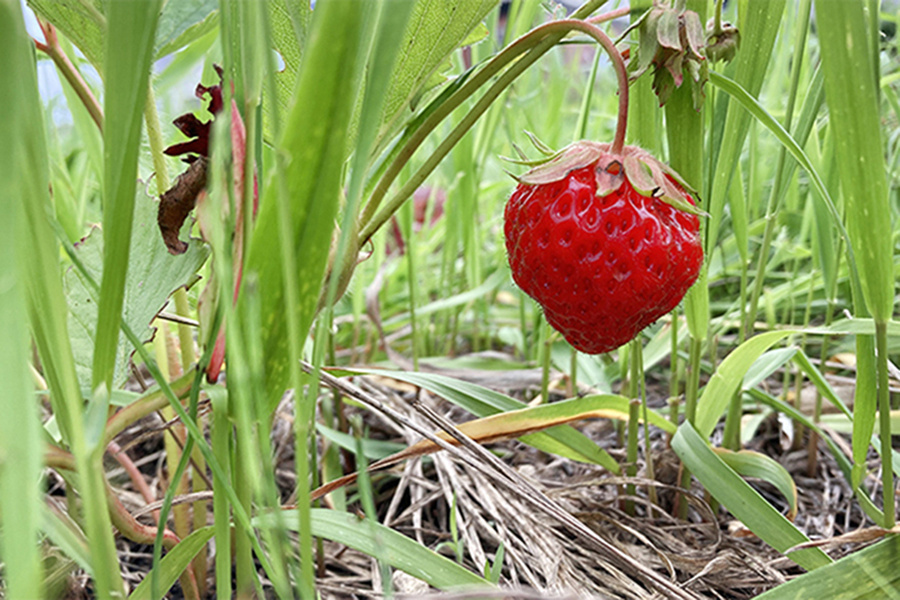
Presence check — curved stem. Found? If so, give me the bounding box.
[586,6,632,24]
[358,17,628,247]
[103,370,195,448]
[34,20,104,132]
[45,445,201,600]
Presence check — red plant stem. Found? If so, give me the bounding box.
[33,19,104,132]
[586,5,632,24]
[45,445,201,600]
[108,440,160,523]
[566,19,630,154]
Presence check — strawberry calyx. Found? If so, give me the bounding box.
[517,141,705,217]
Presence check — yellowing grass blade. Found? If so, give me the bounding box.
[312,394,672,500]
[335,367,622,470]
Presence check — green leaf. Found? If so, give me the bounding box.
[0,4,46,596]
[256,509,491,590]
[815,0,894,323]
[27,0,105,69]
[335,367,622,473]
[706,0,786,251]
[265,0,311,136]
[754,535,900,600]
[791,350,852,420]
[804,318,900,338]
[128,527,215,600]
[40,503,92,575]
[741,348,797,390]
[316,423,405,461]
[713,448,798,519]
[707,70,863,304]
[696,330,795,438]
[18,0,124,594]
[153,0,218,58]
[64,196,209,390]
[243,1,366,412]
[375,0,499,145]
[92,0,163,392]
[672,422,831,571]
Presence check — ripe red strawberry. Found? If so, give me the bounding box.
[504,141,703,354]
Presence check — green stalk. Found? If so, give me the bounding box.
[664,0,705,520]
[401,198,421,370]
[626,0,660,156]
[574,49,601,140]
[625,338,642,515]
[540,318,552,405]
[209,388,232,600]
[816,0,894,525]
[0,8,44,595]
[677,337,702,518]
[875,322,895,528]
[744,0,811,338]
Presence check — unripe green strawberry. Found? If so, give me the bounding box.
[504,141,703,354]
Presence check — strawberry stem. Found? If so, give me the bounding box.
[565,20,629,154]
[358,15,628,247]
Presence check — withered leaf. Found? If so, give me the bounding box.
[158,156,208,255]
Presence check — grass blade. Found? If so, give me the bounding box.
[672,422,831,571]
[335,367,622,472]
[242,1,366,413]
[754,535,900,599]
[255,509,491,590]
[129,527,215,600]
[814,0,893,324]
[695,330,795,438]
[0,4,45,596]
[92,0,162,393]
[706,0,786,251]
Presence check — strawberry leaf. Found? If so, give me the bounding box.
[65,195,209,389]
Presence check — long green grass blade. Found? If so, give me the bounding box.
[0,4,45,596]
[754,534,900,600]
[816,0,896,527]
[256,509,491,590]
[707,70,863,303]
[92,0,162,393]
[713,448,798,518]
[673,422,831,571]
[815,0,893,323]
[336,367,621,472]
[129,527,215,600]
[706,0,785,251]
[695,330,795,438]
[242,1,366,413]
[17,19,127,600]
